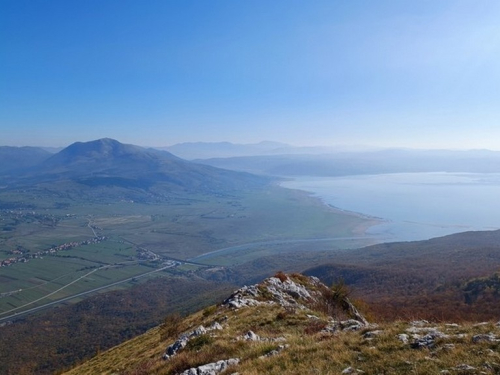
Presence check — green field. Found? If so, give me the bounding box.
[0,185,380,317]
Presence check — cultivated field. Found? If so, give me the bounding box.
[0,185,379,318]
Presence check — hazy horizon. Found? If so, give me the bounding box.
[5,138,500,153]
[2,1,500,149]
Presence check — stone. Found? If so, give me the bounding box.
[452,364,476,371]
[341,367,364,374]
[410,330,447,349]
[410,320,430,327]
[397,334,409,344]
[406,326,439,334]
[340,319,364,331]
[210,322,223,330]
[473,322,489,327]
[180,358,240,375]
[222,274,368,327]
[164,336,189,358]
[193,326,207,337]
[243,330,260,341]
[259,344,289,359]
[164,323,226,360]
[363,330,383,339]
[472,333,498,343]
[222,285,263,309]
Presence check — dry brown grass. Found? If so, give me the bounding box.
[65,275,500,375]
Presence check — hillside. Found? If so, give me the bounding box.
[0,138,269,199]
[163,141,290,159]
[0,146,51,174]
[303,230,500,321]
[65,273,500,375]
[197,149,500,177]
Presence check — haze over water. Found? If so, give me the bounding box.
[281,172,500,242]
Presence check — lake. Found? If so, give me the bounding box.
[280,172,500,242]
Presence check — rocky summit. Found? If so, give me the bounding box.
[65,273,500,375]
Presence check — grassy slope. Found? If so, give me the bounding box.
[66,274,500,375]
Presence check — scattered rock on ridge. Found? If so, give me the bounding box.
[222,274,368,325]
[242,330,260,341]
[63,274,500,375]
[472,333,498,343]
[222,285,262,309]
[452,364,476,372]
[342,366,365,374]
[163,324,223,360]
[397,334,410,344]
[222,275,323,310]
[180,358,240,375]
[259,344,289,359]
[322,319,369,334]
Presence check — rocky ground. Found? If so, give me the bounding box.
[65,273,500,375]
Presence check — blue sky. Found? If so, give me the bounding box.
[1,1,500,149]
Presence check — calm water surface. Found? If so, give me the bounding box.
[281,173,500,242]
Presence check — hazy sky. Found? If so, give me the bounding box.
[2,1,500,149]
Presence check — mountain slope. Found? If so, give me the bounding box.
[1,138,269,199]
[0,146,51,174]
[302,229,500,321]
[163,141,291,159]
[198,149,500,176]
[64,273,500,375]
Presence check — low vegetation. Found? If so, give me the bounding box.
[0,276,236,375]
[65,273,500,375]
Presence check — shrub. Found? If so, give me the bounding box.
[186,334,214,351]
[274,271,288,283]
[202,305,217,318]
[159,313,183,341]
[304,320,326,335]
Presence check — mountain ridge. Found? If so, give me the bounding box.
[0,138,269,198]
[64,273,500,375]
[0,146,52,174]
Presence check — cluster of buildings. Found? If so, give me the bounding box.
[1,236,107,267]
[136,246,162,261]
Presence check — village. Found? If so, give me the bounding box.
[1,236,108,267]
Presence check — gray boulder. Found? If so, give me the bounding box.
[180,358,240,375]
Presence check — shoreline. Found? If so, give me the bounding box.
[278,182,387,239]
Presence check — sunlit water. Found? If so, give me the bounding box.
[280,173,500,242]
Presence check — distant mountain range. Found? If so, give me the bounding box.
[4,140,500,183]
[0,146,52,174]
[160,141,292,159]
[162,141,383,159]
[196,148,500,176]
[0,138,268,199]
[160,141,500,177]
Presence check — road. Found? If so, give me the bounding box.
[187,235,382,262]
[0,236,381,324]
[87,218,98,237]
[0,263,175,324]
